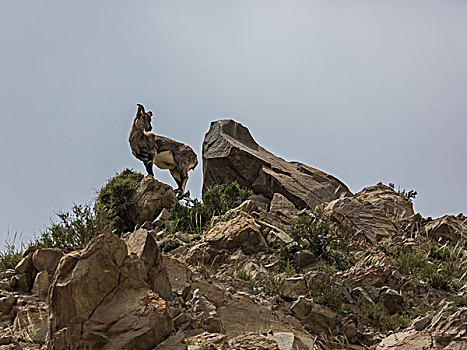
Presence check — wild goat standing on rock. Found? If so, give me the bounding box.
[129,104,198,195]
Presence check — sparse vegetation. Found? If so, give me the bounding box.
[307,277,344,312]
[357,297,411,331]
[159,238,181,253]
[391,241,464,292]
[279,205,355,271]
[252,273,285,296]
[170,182,252,235]
[0,231,24,272]
[33,169,144,252]
[233,268,253,282]
[36,203,105,253]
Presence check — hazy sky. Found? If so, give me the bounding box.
[1,1,466,249]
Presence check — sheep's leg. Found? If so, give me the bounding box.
[144,161,154,176]
[170,168,184,195]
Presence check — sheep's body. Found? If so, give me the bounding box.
[129,104,198,194]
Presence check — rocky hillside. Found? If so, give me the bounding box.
[1,120,466,349]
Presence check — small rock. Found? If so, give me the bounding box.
[294,250,315,270]
[379,287,404,314]
[0,295,16,315]
[31,271,50,299]
[32,248,63,273]
[270,193,298,216]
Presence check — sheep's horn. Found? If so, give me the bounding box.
[136,104,145,115]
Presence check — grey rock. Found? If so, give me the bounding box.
[202,119,352,210]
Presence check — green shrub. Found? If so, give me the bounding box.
[280,205,355,271]
[37,203,105,253]
[357,297,410,331]
[0,232,24,272]
[307,277,344,311]
[170,182,252,235]
[252,273,285,296]
[233,268,253,282]
[159,238,181,253]
[95,169,144,235]
[392,247,427,275]
[36,169,144,252]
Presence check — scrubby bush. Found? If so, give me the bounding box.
[159,238,181,253]
[0,232,24,272]
[95,169,144,235]
[170,182,252,235]
[35,169,144,252]
[391,241,464,292]
[280,205,355,271]
[37,203,105,252]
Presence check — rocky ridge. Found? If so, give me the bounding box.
[0,120,465,349]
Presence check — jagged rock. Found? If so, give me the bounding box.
[14,253,35,275]
[265,331,308,350]
[344,267,392,289]
[282,277,308,299]
[0,295,16,313]
[13,297,48,344]
[31,271,49,299]
[326,196,397,244]
[202,119,351,210]
[427,302,467,343]
[229,332,279,349]
[379,287,404,314]
[423,215,467,242]
[128,175,177,227]
[125,228,172,300]
[376,330,434,349]
[294,250,315,270]
[164,256,193,291]
[48,229,174,350]
[204,216,269,255]
[32,248,63,274]
[290,296,338,332]
[185,332,228,350]
[356,183,415,218]
[270,193,299,217]
[11,273,34,293]
[412,314,433,331]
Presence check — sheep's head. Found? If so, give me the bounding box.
[135,104,153,132]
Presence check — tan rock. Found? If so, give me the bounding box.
[326,196,396,244]
[164,256,193,291]
[423,215,467,242]
[185,332,228,350]
[228,332,279,350]
[376,330,435,349]
[32,248,63,274]
[128,176,177,227]
[202,119,352,210]
[270,193,299,216]
[48,230,174,349]
[204,216,268,255]
[31,271,50,300]
[290,296,338,332]
[13,303,48,344]
[356,183,415,219]
[125,228,172,300]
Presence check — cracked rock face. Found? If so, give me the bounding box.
[202,119,352,210]
[48,229,174,350]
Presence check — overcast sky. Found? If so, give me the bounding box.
[1,1,466,249]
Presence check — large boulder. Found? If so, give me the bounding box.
[48,229,174,350]
[325,196,397,244]
[128,176,177,227]
[356,183,415,218]
[202,120,352,210]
